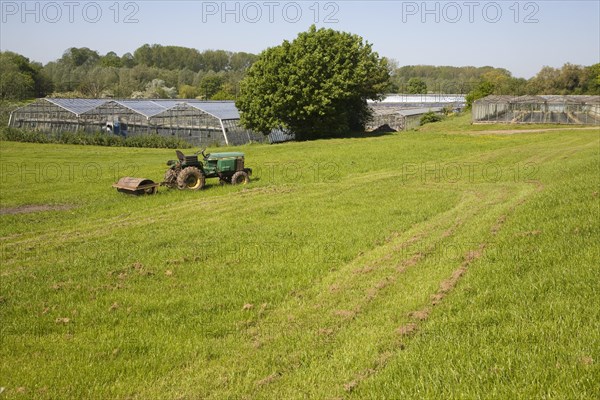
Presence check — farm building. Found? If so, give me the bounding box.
[473,95,600,125]
[367,106,445,131]
[8,98,266,146]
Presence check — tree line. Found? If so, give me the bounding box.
[1,44,598,102]
[391,64,600,103]
[1,45,258,100]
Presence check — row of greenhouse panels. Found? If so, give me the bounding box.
[8,98,267,146]
[473,95,600,125]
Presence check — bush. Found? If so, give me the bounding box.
[420,111,443,126]
[0,127,192,149]
[124,134,191,149]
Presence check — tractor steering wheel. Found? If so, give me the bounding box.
[199,147,209,159]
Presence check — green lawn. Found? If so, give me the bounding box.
[1,121,598,399]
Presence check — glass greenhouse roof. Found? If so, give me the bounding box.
[46,98,107,115]
[475,95,600,105]
[115,100,170,117]
[41,98,240,120]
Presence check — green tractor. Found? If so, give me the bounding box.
[164,149,252,190]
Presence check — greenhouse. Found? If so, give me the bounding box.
[367,105,444,131]
[8,98,266,146]
[472,95,600,125]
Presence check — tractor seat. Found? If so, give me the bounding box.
[185,155,199,164]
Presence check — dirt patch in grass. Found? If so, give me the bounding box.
[433,245,485,304]
[318,327,334,336]
[365,276,396,302]
[334,309,356,319]
[396,252,425,272]
[343,352,394,393]
[397,323,418,336]
[0,204,74,215]
[329,284,340,293]
[408,308,431,321]
[354,266,375,274]
[579,356,594,366]
[491,215,507,235]
[256,372,281,387]
[439,267,468,295]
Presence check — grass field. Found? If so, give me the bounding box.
[1,118,598,399]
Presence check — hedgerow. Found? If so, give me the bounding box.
[0,127,192,149]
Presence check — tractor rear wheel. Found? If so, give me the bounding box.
[231,171,250,185]
[177,167,205,190]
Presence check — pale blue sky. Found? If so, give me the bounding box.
[1,0,598,78]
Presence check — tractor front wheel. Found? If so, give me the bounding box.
[177,167,205,190]
[231,171,250,185]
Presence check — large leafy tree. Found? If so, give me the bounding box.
[236,25,389,140]
[0,51,53,100]
[582,63,600,95]
[407,77,427,94]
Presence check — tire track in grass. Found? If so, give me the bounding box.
[118,188,454,397]
[257,187,509,398]
[142,186,502,398]
[136,163,549,398]
[185,187,524,399]
[338,241,488,395]
[5,182,531,399]
[340,243,488,395]
[342,181,543,396]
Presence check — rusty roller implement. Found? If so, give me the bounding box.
[112,177,159,195]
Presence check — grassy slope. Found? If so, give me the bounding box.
[0,120,598,399]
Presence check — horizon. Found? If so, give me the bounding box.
[1,1,599,79]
